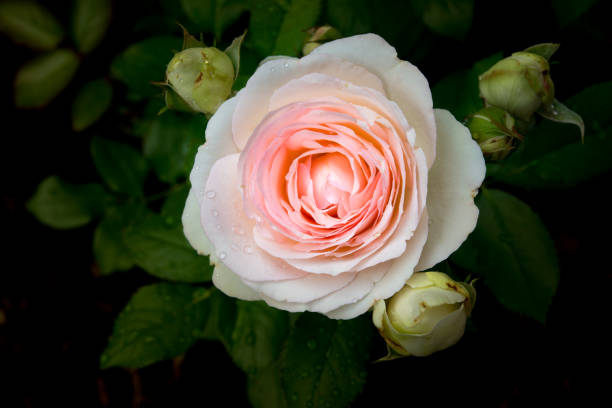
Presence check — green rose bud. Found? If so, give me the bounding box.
[479,52,554,121]
[373,272,475,359]
[466,106,522,161]
[302,25,342,56]
[166,47,234,115]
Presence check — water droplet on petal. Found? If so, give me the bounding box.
[211,209,219,217]
[216,224,222,230]
[218,251,227,260]
[231,243,240,251]
[206,190,216,199]
[243,245,253,254]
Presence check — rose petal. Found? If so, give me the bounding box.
[201,153,308,282]
[232,53,385,150]
[213,262,261,301]
[311,34,437,168]
[189,95,241,206]
[242,270,356,303]
[415,109,485,271]
[182,189,214,256]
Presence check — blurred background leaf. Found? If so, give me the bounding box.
[91,137,148,196]
[71,0,112,54]
[0,0,64,50]
[72,79,113,131]
[27,176,108,229]
[14,49,80,108]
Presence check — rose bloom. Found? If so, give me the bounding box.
[182,34,485,319]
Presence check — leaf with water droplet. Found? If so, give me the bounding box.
[537,98,584,142]
[100,283,210,369]
[228,301,289,374]
[280,313,373,408]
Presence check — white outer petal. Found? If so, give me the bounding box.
[182,189,214,256]
[311,34,437,168]
[416,109,486,271]
[232,53,385,149]
[183,95,241,257]
[213,262,261,301]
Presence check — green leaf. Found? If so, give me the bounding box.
[0,0,64,51]
[71,79,113,131]
[432,52,502,121]
[124,214,213,282]
[180,0,215,34]
[225,31,246,79]
[451,189,559,322]
[325,0,372,36]
[552,0,598,27]
[144,111,205,184]
[412,0,474,39]
[110,36,181,100]
[247,360,289,408]
[72,0,111,54]
[91,137,148,196]
[198,288,237,347]
[487,81,612,189]
[272,0,322,56]
[161,184,190,225]
[93,201,149,275]
[14,49,80,108]
[523,43,560,60]
[537,98,585,141]
[27,176,108,229]
[100,283,210,369]
[229,301,289,374]
[180,0,247,40]
[280,313,373,408]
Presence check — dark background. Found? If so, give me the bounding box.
[1,0,610,406]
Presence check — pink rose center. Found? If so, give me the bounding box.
[238,98,422,273]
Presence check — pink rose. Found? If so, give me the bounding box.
[182,34,485,319]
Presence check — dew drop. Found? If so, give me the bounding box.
[206,190,216,199]
[231,243,240,251]
[218,251,227,260]
[211,209,219,217]
[243,245,253,254]
[216,224,222,230]
[283,62,290,68]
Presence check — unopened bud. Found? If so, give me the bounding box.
[467,106,522,161]
[302,25,341,56]
[479,52,554,121]
[166,47,234,115]
[373,272,475,359]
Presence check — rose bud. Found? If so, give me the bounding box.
[166,47,234,115]
[372,272,475,358]
[466,106,522,161]
[478,51,554,121]
[302,25,342,56]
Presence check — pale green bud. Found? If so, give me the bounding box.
[166,47,234,115]
[467,106,522,161]
[302,25,342,56]
[479,52,554,121]
[373,272,475,359]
